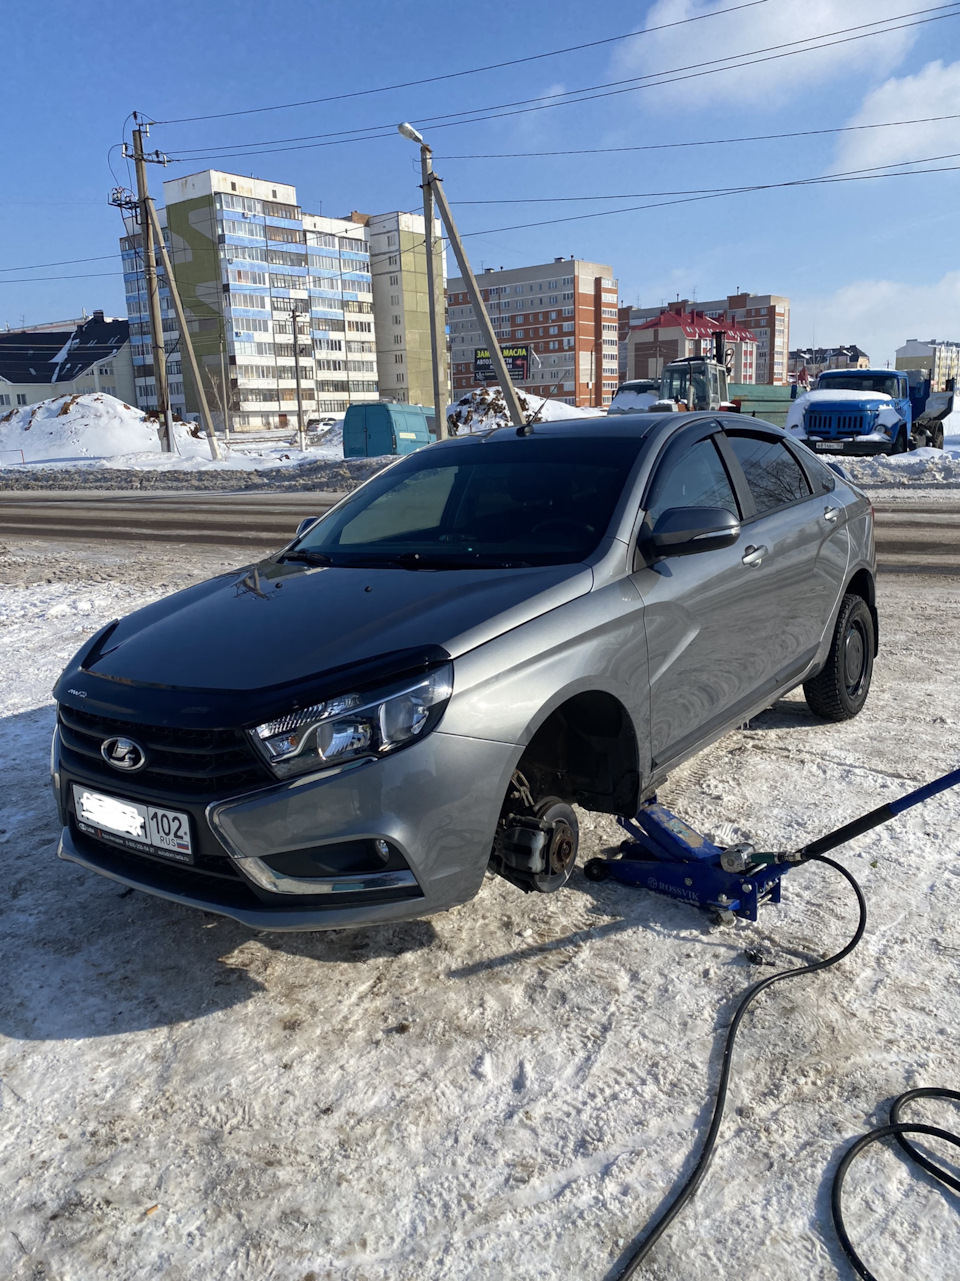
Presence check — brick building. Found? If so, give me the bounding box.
[447,258,619,408]
[620,291,789,384]
[624,306,758,385]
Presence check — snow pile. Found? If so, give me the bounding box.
[0,393,354,472]
[840,441,960,487]
[0,393,171,463]
[447,386,604,434]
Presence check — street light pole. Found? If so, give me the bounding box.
[418,146,447,439]
[398,123,526,431]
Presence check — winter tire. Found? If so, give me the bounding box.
[890,428,908,455]
[932,425,945,450]
[803,593,874,721]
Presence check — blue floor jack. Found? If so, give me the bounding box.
[584,766,960,924]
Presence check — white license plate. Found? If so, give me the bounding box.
[73,785,193,863]
[813,441,836,451]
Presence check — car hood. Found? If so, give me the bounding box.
[85,557,594,691]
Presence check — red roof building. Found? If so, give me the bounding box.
[625,306,758,385]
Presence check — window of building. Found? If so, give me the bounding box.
[563,322,575,332]
[16,394,27,406]
[394,352,404,364]
[394,333,403,345]
[0,395,9,406]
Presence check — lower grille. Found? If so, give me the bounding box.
[58,704,271,799]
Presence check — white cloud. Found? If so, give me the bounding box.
[830,60,960,172]
[612,0,920,109]
[790,270,960,368]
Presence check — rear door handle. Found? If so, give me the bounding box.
[823,506,840,522]
[742,544,767,567]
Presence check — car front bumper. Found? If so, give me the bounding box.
[55,729,519,932]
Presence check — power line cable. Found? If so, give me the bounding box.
[453,149,960,203]
[437,112,960,160]
[0,254,119,274]
[151,0,773,126]
[165,5,960,163]
[460,160,960,238]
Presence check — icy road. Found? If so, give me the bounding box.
[1,538,958,1281]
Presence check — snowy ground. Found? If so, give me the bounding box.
[1,541,960,1281]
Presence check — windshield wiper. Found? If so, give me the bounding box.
[277,549,334,566]
[391,552,531,570]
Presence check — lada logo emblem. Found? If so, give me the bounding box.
[101,736,147,772]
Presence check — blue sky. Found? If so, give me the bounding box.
[2,0,958,365]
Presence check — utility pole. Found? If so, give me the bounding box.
[291,305,306,451]
[399,123,525,431]
[419,148,447,439]
[145,198,222,460]
[128,117,174,452]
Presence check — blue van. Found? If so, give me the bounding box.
[342,403,436,458]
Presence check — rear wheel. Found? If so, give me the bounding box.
[803,594,874,721]
[890,427,908,455]
[932,425,945,450]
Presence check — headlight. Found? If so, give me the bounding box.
[249,664,454,778]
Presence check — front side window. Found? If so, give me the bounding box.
[645,437,738,527]
[726,434,810,515]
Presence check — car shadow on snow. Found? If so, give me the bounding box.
[0,705,434,1042]
[744,695,822,732]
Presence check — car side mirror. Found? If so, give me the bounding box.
[642,506,741,561]
[296,516,320,539]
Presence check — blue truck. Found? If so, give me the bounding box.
[786,367,951,456]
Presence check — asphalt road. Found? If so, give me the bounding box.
[0,488,958,572]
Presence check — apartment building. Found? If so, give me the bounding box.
[0,311,135,410]
[789,345,869,383]
[621,291,790,385]
[624,306,758,384]
[896,338,960,390]
[352,209,447,409]
[120,170,379,430]
[447,258,620,408]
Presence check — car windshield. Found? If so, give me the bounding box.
[662,364,710,409]
[291,437,644,568]
[817,374,901,396]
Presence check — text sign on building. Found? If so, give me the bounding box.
[474,344,530,383]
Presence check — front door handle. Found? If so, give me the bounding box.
[742,544,767,567]
[823,506,840,522]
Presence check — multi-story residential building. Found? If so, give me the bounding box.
[621,292,790,384]
[624,306,758,384]
[351,209,447,409]
[895,338,960,390]
[789,345,869,383]
[120,170,379,430]
[0,311,135,411]
[447,257,620,408]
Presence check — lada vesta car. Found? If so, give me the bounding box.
[52,413,877,930]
